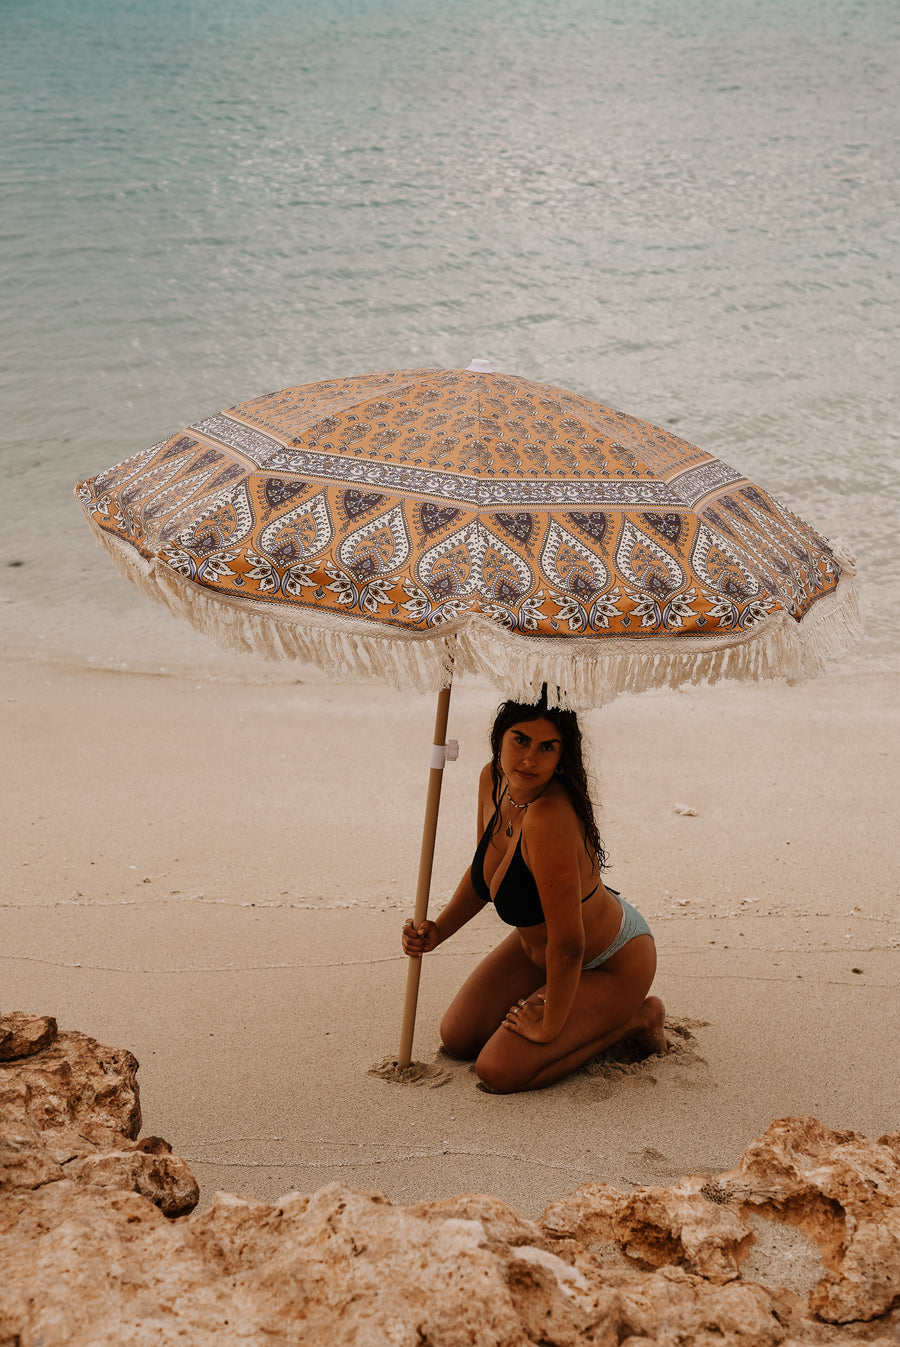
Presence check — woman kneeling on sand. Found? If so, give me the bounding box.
[402,692,666,1093]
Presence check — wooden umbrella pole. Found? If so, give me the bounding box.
[397,680,454,1067]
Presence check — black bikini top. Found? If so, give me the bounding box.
[470,800,597,928]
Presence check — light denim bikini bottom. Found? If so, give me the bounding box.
[582,892,653,971]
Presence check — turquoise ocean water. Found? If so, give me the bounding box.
[2,0,897,677]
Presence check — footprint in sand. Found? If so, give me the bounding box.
[624,1145,685,1182]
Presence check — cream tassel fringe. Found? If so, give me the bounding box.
[85,516,863,710]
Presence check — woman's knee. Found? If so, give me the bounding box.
[474,1039,533,1094]
[439,1008,482,1060]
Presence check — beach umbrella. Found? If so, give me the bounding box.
[75,363,860,1063]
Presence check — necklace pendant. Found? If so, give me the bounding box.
[506,820,513,837]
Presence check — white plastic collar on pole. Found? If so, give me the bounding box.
[430,740,459,770]
[465,359,494,373]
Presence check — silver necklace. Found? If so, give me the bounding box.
[503,781,551,836]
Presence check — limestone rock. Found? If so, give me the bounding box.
[0,1020,141,1138]
[0,1011,57,1060]
[718,1116,900,1324]
[0,1178,791,1347]
[406,1190,552,1253]
[0,1012,197,1221]
[541,1175,754,1284]
[541,1117,900,1329]
[0,1116,65,1193]
[2,1016,900,1344]
[191,1183,594,1345]
[65,1137,200,1217]
[0,1183,216,1346]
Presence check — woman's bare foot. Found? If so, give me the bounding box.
[629,996,668,1056]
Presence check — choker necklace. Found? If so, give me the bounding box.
[503,781,552,836]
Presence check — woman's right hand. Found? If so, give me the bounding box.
[402,918,440,956]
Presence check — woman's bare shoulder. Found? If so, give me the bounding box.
[520,791,584,891]
[524,785,580,838]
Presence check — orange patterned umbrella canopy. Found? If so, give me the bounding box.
[76,366,859,706]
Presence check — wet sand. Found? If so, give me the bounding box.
[2,658,898,1216]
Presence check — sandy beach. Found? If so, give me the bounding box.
[2,656,898,1219]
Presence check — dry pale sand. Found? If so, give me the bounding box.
[2,656,898,1218]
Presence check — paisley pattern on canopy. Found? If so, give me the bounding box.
[76,367,859,706]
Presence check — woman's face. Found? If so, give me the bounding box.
[500,716,563,798]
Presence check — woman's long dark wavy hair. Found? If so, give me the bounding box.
[489,688,608,871]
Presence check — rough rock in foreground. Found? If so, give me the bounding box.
[1,1013,899,1346]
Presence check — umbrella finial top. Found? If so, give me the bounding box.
[465,358,494,373]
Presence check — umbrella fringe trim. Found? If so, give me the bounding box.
[463,542,862,707]
[84,516,863,708]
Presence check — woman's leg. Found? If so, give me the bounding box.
[440,930,548,1060]
[474,935,665,1093]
